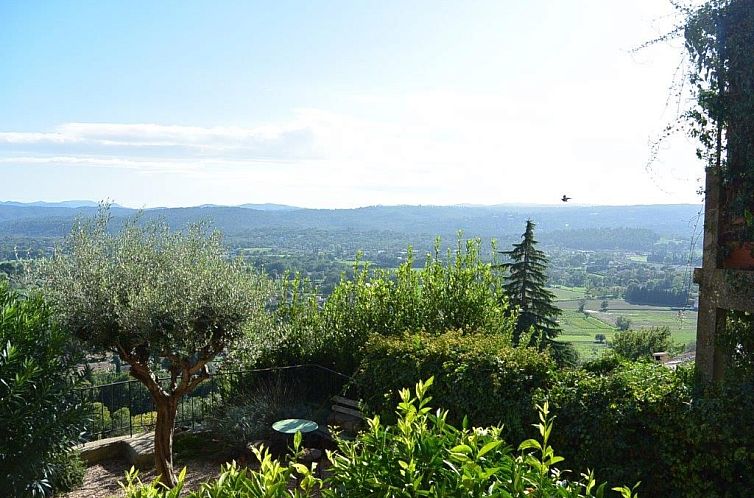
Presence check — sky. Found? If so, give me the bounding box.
[0,0,706,208]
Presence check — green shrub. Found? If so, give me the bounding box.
[208,376,311,454]
[581,351,625,375]
[609,326,672,360]
[120,378,637,498]
[615,316,631,331]
[0,283,87,497]
[48,451,86,494]
[112,407,131,436]
[120,467,187,498]
[543,361,687,494]
[173,432,215,461]
[721,310,754,380]
[132,411,157,433]
[664,379,754,497]
[544,361,754,496]
[87,401,113,436]
[244,238,514,374]
[353,331,554,441]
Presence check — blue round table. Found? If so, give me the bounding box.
[272,418,318,434]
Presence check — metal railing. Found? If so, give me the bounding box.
[77,364,352,441]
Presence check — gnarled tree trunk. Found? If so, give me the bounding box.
[154,394,178,487]
[123,350,212,488]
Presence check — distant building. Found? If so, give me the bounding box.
[652,352,670,363]
[653,351,696,370]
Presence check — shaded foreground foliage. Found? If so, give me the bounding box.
[121,378,637,498]
[545,359,754,497]
[0,283,87,497]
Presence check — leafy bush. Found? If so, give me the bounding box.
[580,351,625,375]
[87,401,112,436]
[721,310,754,379]
[543,361,687,494]
[666,380,754,497]
[112,407,131,436]
[544,361,754,496]
[243,238,514,374]
[132,411,157,433]
[353,331,554,441]
[121,378,637,498]
[208,376,311,454]
[120,468,187,498]
[609,326,672,360]
[615,316,631,331]
[48,451,86,494]
[0,283,87,497]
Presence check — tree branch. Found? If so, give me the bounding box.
[175,362,210,397]
[118,344,168,399]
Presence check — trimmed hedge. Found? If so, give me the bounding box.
[352,330,554,441]
[544,361,754,497]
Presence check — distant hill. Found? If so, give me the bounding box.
[0,202,702,245]
[238,203,301,211]
[0,200,108,208]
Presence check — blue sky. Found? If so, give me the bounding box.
[0,1,704,208]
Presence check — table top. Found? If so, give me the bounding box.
[272,418,319,434]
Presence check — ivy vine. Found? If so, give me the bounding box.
[647,1,754,243]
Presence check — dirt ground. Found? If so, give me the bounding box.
[60,453,330,497]
[60,458,222,498]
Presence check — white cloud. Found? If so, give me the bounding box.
[0,87,704,208]
[0,121,320,161]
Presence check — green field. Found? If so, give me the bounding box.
[549,286,588,301]
[549,286,697,360]
[559,310,614,360]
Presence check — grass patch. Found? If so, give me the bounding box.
[557,306,697,361]
[602,309,697,347]
[558,310,614,336]
[548,286,587,301]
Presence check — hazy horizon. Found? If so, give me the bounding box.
[0,197,703,211]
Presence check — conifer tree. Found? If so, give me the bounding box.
[498,220,562,348]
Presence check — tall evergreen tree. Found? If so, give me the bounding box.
[499,220,562,348]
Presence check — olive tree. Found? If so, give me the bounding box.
[37,209,272,487]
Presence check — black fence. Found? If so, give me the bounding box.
[77,364,353,441]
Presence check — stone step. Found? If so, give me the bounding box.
[80,431,155,469]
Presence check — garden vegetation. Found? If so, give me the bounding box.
[0,283,87,496]
[120,378,639,498]
[35,207,274,486]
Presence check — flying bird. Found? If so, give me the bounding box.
[561,195,571,202]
